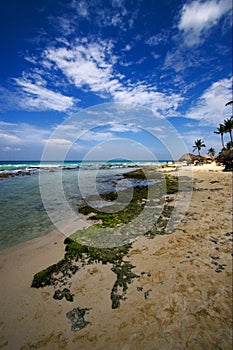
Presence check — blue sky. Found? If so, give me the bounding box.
[0,0,232,161]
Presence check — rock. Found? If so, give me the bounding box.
[53,288,73,302]
[66,307,91,331]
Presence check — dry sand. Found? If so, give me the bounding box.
[0,165,232,350]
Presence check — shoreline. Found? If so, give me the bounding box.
[0,164,232,349]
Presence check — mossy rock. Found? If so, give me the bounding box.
[31,259,67,288]
[64,238,131,264]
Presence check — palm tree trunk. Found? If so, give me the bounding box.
[229,131,232,143]
[221,133,224,148]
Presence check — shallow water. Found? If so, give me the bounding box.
[0,161,166,250]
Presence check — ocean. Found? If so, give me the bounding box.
[0,160,167,250]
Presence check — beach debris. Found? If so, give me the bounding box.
[66,307,91,331]
[137,286,143,292]
[144,289,152,299]
[224,231,232,237]
[209,254,219,260]
[209,236,218,244]
[53,288,73,302]
[215,264,227,273]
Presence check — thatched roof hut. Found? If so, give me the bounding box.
[178,153,205,164]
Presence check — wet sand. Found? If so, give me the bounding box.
[0,165,232,349]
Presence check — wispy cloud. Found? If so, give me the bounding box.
[44,39,183,114]
[145,31,169,46]
[108,122,140,133]
[0,121,50,145]
[71,0,89,18]
[185,77,232,125]
[45,40,118,96]
[0,121,51,158]
[79,130,114,142]
[181,128,221,153]
[15,77,74,112]
[112,83,184,115]
[178,0,232,47]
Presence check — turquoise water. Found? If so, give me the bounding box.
[0,174,53,250]
[0,160,167,171]
[0,160,167,251]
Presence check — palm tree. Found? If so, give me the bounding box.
[225,101,233,106]
[223,117,233,143]
[208,147,215,158]
[193,139,206,156]
[214,124,225,149]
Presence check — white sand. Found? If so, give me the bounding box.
[0,166,232,350]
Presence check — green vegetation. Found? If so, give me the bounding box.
[224,117,233,143]
[213,104,233,171]
[189,103,233,171]
[208,147,215,158]
[216,149,233,171]
[214,124,226,149]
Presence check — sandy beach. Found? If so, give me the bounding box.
[0,164,232,350]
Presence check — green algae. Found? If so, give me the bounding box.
[64,237,131,264]
[32,239,132,288]
[31,259,67,288]
[79,184,149,222]
[111,261,139,309]
[32,237,134,309]
[78,174,178,229]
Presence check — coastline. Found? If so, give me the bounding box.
[0,164,232,349]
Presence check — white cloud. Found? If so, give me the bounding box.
[45,41,116,96]
[0,121,50,146]
[151,52,160,60]
[181,127,224,154]
[2,146,21,152]
[113,83,184,115]
[145,32,168,46]
[48,138,73,145]
[124,44,132,51]
[108,122,140,133]
[44,40,183,115]
[15,78,74,112]
[0,132,21,144]
[185,77,232,125]
[73,0,89,18]
[0,121,52,159]
[57,17,76,36]
[178,0,232,46]
[79,130,114,142]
